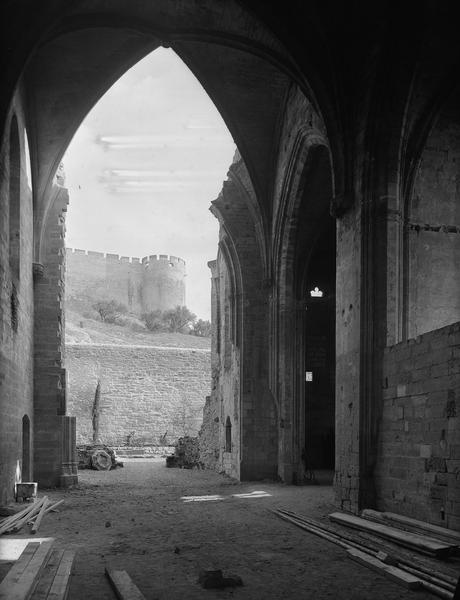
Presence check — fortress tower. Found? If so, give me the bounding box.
[65,249,186,314]
[141,255,186,312]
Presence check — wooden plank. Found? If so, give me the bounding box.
[28,501,65,526]
[280,509,458,588]
[419,579,457,600]
[45,500,64,514]
[30,550,64,600]
[47,550,75,600]
[0,543,41,591]
[0,504,38,535]
[382,511,460,544]
[453,576,460,600]
[0,541,53,600]
[347,548,422,590]
[31,498,50,534]
[105,568,147,600]
[329,512,457,557]
[11,498,47,533]
[0,538,53,562]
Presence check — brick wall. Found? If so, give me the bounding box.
[66,344,210,446]
[376,322,460,528]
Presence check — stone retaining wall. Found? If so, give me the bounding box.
[66,344,210,447]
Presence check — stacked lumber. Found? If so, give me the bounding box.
[0,497,64,536]
[273,508,458,599]
[0,540,75,600]
[329,512,458,558]
[361,509,460,545]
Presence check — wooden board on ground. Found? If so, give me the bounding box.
[329,512,458,557]
[0,503,38,535]
[380,511,460,544]
[30,550,64,600]
[0,543,41,589]
[0,539,54,562]
[347,548,422,589]
[0,540,54,600]
[31,498,50,535]
[46,550,75,600]
[105,568,147,600]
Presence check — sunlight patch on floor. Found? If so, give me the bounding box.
[181,490,272,503]
[0,538,54,561]
[232,491,272,499]
[181,495,225,502]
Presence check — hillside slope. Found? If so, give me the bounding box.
[65,310,211,349]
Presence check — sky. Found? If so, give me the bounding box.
[63,48,236,321]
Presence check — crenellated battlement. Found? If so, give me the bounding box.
[66,248,186,267]
[141,254,186,267]
[65,247,186,313]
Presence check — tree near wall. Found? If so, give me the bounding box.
[93,300,127,323]
[142,309,164,332]
[92,379,101,444]
[191,319,211,337]
[162,305,196,333]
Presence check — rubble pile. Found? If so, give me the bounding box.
[166,436,202,469]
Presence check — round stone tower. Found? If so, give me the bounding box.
[141,254,186,313]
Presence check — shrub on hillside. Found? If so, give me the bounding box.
[93,300,128,324]
[116,314,146,330]
[162,305,196,333]
[190,319,211,337]
[142,309,166,332]
[142,305,197,333]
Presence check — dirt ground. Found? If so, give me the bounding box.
[1,459,452,599]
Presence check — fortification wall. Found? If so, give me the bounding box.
[65,249,186,314]
[66,343,210,446]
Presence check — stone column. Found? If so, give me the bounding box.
[33,183,77,487]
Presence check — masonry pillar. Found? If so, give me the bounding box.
[33,183,77,487]
[210,161,277,480]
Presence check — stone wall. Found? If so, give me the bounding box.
[33,183,70,487]
[0,107,34,503]
[199,255,241,478]
[376,322,460,530]
[66,249,186,314]
[66,344,210,446]
[408,90,460,338]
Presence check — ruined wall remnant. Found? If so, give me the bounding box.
[198,256,241,478]
[66,343,210,446]
[66,249,186,314]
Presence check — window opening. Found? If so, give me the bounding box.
[225,416,232,452]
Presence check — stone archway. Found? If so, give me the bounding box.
[273,119,334,483]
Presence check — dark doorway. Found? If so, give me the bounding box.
[304,217,336,471]
[22,415,31,481]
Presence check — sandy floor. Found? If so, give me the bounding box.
[0,460,445,599]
